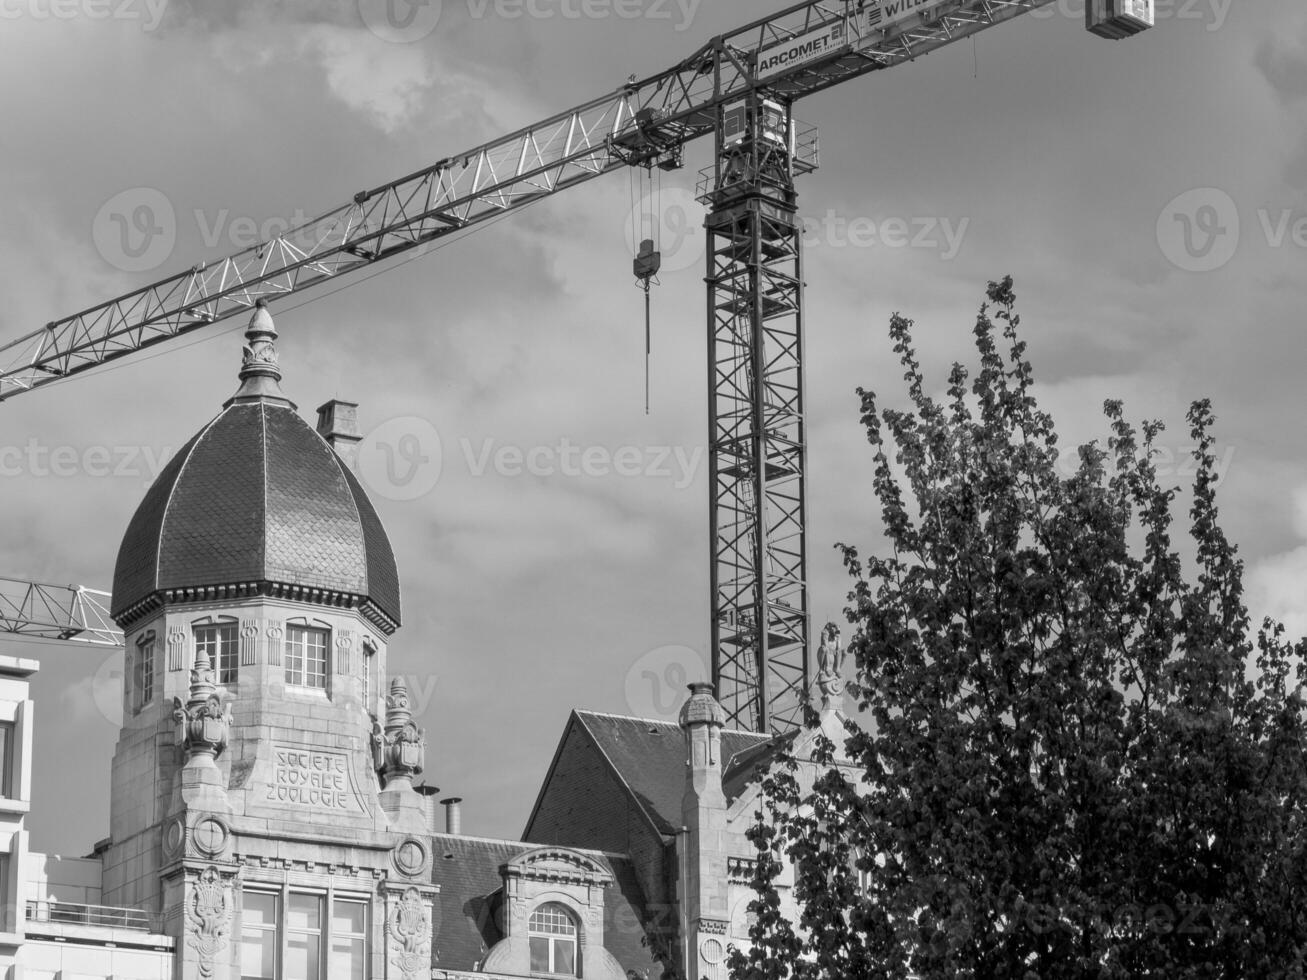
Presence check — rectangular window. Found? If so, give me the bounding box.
[286,893,323,980]
[0,722,14,799]
[133,638,155,712]
[195,623,240,685]
[330,899,368,980]
[285,626,329,689]
[240,891,278,980]
[240,888,368,980]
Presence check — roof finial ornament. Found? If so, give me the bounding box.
[816,622,847,713]
[240,298,280,380]
[227,298,291,406]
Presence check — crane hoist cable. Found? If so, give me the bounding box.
[631,165,662,416]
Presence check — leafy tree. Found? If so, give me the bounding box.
[731,278,1307,979]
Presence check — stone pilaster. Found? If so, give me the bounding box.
[679,682,730,979]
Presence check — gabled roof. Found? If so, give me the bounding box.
[428,833,663,976]
[526,710,776,840]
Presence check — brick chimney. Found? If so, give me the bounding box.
[316,399,362,467]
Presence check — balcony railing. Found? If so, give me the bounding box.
[25,900,156,932]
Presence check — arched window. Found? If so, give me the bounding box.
[528,903,578,976]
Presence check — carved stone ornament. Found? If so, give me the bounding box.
[386,887,431,980]
[392,837,430,878]
[192,816,230,858]
[377,677,425,786]
[185,866,231,978]
[163,816,185,858]
[815,621,848,711]
[172,647,232,761]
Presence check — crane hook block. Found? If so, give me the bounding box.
[634,238,662,282]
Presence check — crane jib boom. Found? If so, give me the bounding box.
[0,0,1062,400]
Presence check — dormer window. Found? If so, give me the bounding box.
[286,625,329,690]
[528,903,578,976]
[195,622,239,684]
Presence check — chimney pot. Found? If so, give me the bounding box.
[441,797,464,836]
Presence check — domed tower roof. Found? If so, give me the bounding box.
[111,302,401,632]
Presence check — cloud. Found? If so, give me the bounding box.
[300,25,437,133]
[1247,483,1307,639]
[1255,18,1307,103]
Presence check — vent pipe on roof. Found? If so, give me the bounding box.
[441,797,464,836]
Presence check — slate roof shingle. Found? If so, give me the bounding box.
[570,712,776,836]
[111,401,401,625]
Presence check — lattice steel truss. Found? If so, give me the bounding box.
[0,579,123,646]
[0,0,1061,400]
[701,98,813,735]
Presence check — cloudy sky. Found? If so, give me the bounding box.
[1,0,1304,853]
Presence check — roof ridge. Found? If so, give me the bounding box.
[575,707,772,738]
[154,407,231,598]
[428,833,635,862]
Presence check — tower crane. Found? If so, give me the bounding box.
[0,0,1155,733]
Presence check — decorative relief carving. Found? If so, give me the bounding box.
[168,626,186,671]
[386,887,432,980]
[266,622,284,666]
[392,837,430,878]
[699,918,729,936]
[191,816,230,858]
[727,856,757,884]
[240,618,259,666]
[336,630,354,674]
[163,816,185,858]
[185,867,230,978]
